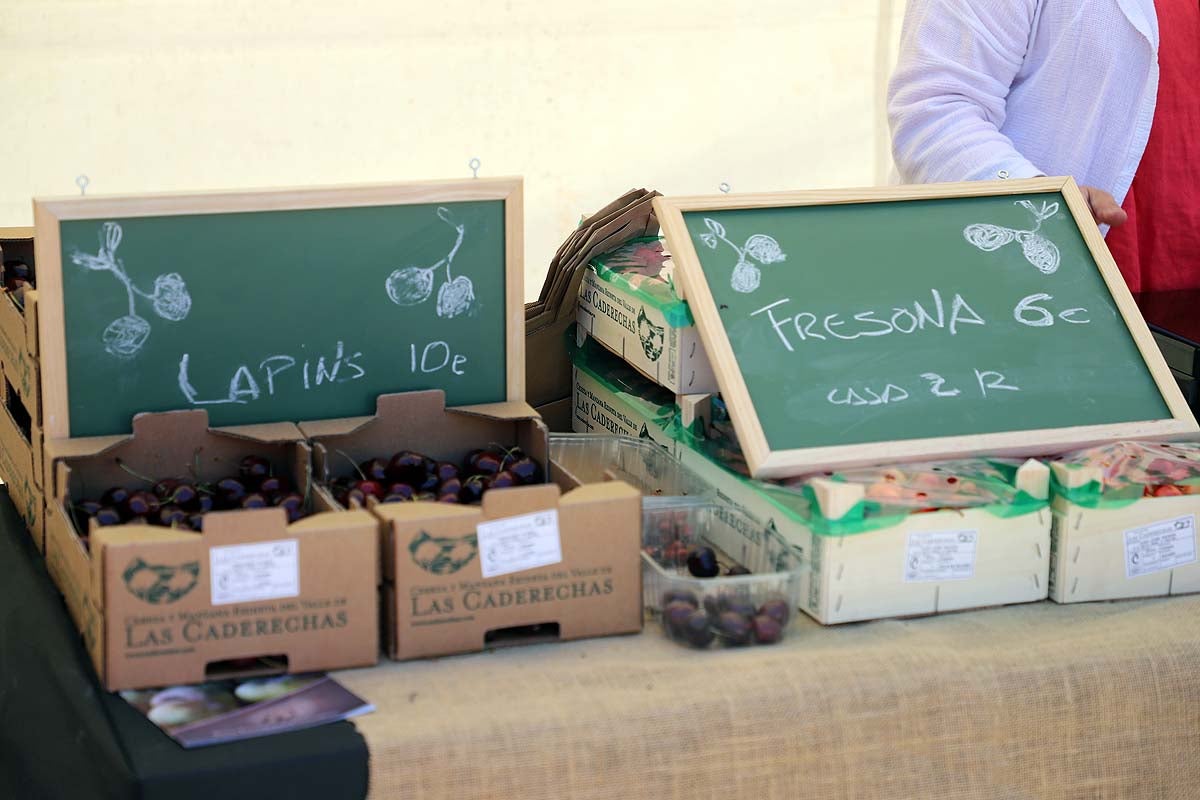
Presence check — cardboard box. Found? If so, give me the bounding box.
[0,375,44,549]
[0,228,40,430]
[670,399,1051,623]
[576,247,719,395]
[301,390,643,660]
[569,329,680,452]
[42,410,379,691]
[377,481,642,660]
[1049,462,1200,603]
[533,397,572,433]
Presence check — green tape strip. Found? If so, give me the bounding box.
[672,410,1046,537]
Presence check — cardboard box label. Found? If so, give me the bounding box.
[904,530,978,582]
[210,539,301,605]
[1123,515,1197,579]
[478,510,562,578]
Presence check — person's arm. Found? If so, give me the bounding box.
[887,0,1042,184]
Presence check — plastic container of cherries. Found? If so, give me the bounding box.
[642,498,804,649]
[548,433,710,497]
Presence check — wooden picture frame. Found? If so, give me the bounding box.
[34,177,525,439]
[654,177,1198,479]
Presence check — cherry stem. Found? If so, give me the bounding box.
[334,449,367,481]
[488,442,520,468]
[115,458,156,485]
[441,218,466,283]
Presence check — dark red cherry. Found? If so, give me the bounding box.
[157,504,188,527]
[195,493,215,513]
[417,472,439,492]
[686,547,721,578]
[437,492,460,503]
[73,500,102,528]
[275,492,305,522]
[239,455,272,481]
[508,457,542,485]
[216,477,247,505]
[359,458,389,483]
[3,260,32,292]
[459,476,487,503]
[353,480,384,500]
[122,491,160,520]
[489,470,517,490]
[468,451,504,477]
[344,488,368,508]
[715,611,753,646]
[187,513,205,532]
[101,487,131,508]
[153,478,180,500]
[434,462,460,483]
[94,507,122,527]
[257,475,284,495]
[170,482,199,508]
[439,477,463,497]
[384,483,415,501]
[385,451,427,485]
[753,615,784,644]
[496,445,525,469]
[241,492,269,509]
[758,597,791,627]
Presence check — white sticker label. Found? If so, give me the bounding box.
[904,530,977,583]
[209,539,300,605]
[477,510,562,579]
[1123,514,1196,579]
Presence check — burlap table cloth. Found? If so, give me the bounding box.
[336,597,1200,799]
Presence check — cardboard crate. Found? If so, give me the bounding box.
[0,372,44,549]
[572,365,678,453]
[0,228,40,432]
[576,257,719,396]
[568,329,681,453]
[301,390,643,661]
[42,410,379,691]
[671,398,1051,624]
[1049,462,1200,603]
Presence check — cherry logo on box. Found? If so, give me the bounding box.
[637,307,665,362]
[122,557,201,604]
[408,531,477,575]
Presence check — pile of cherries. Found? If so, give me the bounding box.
[644,511,752,578]
[645,510,795,648]
[662,589,791,648]
[2,259,32,292]
[73,455,306,534]
[329,444,542,507]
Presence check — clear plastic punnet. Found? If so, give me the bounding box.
[641,497,804,649]
[549,433,710,497]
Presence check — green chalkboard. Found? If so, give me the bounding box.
[36,180,522,438]
[657,180,1196,477]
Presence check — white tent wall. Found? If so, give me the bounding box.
[0,0,904,299]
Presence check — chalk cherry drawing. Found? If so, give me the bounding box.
[963,200,1061,274]
[70,222,193,358]
[385,207,476,318]
[696,218,786,294]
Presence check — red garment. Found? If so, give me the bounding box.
[1105,0,1200,293]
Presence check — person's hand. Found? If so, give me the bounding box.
[1080,185,1128,227]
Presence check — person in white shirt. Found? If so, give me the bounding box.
[886,0,1157,229]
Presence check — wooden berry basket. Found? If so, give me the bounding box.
[1050,461,1200,603]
